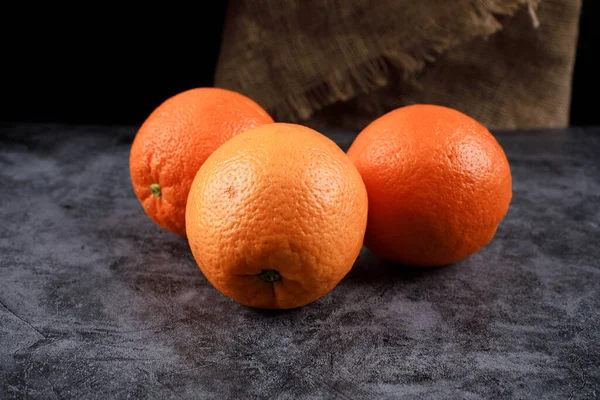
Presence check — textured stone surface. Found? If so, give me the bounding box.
[1,123,598,399]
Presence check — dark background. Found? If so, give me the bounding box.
[3,2,598,127]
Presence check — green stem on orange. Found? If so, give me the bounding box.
[149,183,161,198]
[258,269,281,283]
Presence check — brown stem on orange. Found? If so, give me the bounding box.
[258,269,281,283]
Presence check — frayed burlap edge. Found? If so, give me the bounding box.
[270,0,541,123]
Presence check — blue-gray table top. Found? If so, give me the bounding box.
[1,124,598,399]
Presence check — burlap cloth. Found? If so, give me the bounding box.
[215,0,581,130]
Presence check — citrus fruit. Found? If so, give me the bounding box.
[129,87,274,236]
[185,123,368,309]
[347,104,512,267]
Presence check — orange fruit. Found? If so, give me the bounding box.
[347,104,512,267]
[185,123,368,309]
[129,87,274,236]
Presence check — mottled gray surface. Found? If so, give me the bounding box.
[0,123,599,399]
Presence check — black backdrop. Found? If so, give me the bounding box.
[3,2,598,127]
